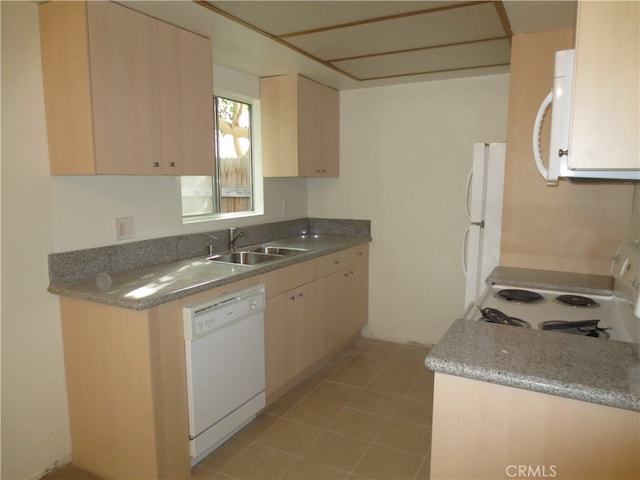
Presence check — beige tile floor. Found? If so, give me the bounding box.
[193,337,434,480]
[44,337,434,480]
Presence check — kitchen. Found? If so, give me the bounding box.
[1,1,639,479]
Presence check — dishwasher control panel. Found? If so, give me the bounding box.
[183,284,265,340]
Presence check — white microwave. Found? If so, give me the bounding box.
[533,49,640,185]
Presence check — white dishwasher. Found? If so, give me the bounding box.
[183,284,266,464]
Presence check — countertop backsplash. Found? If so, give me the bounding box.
[48,217,370,286]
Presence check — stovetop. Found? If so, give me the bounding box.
[466,240,640,343]
[466,285,638,343]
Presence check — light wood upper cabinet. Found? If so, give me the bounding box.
[260,74,339,177]
[568,1,639,170]
[39,1,215,175]
[156,20,215,176]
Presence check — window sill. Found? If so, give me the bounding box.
[182,209,264,225]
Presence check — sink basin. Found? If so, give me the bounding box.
[248,246,309,256]
[208,251,281,265]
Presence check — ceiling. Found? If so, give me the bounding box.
[124,1,577,90]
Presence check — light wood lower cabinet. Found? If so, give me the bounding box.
[57,245,368,478]
[265,281,325,392]
[323,262,369,352]
[59,277,258,479]
[430,373,640,480]
[263,244,369,399]
[59,297,191,480]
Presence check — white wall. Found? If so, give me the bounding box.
[1,3,72,478]
[308,75,510,344]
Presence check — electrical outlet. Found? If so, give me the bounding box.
[115,217,135,241]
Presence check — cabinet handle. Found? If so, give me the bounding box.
[297,292,304,298]
[168,162,176,167]
[334,260,340,265]
[152,162,160,168]
[289,295,296,301]
[558,149,568,157]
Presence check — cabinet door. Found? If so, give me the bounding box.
[569,1,639,170]
[298,77,339,177]
[264,292,297,396]
[157,23,215,175]
[260,74,300,177]
[345,262,369,337]
[321,85,340,177]
[292,283,324,372]
[321,261,369,353]
[87,1,162,174]
[298,76,325,177]
[265,283,325,397]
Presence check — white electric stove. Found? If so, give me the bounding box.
[465,240,640,344]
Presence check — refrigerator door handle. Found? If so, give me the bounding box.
[464,167,473,221]
[461,225,471,276]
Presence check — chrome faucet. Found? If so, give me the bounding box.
[229,228,244,251]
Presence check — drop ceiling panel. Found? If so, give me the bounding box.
[333,38,511,79]
[286,3,507,61]
[503,0,577,34]
[127,1,576,89]
[209,1,457,36]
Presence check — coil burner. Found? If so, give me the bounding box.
[555,294,600,308]
[479,307,531,328]
[495,289,545,304]
[538,319,609,338]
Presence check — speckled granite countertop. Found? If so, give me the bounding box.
[426,318,640,411]
[48,235,369,310]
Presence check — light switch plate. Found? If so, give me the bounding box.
[115,217,135,241]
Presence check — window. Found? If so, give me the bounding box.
[181,96,256,219]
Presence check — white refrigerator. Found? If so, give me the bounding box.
[462,143,506,308]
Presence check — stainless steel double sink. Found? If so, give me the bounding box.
[207,245,311,266]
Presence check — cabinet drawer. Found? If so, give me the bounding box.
[260,260,318,298]
[261,244,369,297]
[316,244,369,278]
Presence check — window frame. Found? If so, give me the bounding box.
[181,91,263,224]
